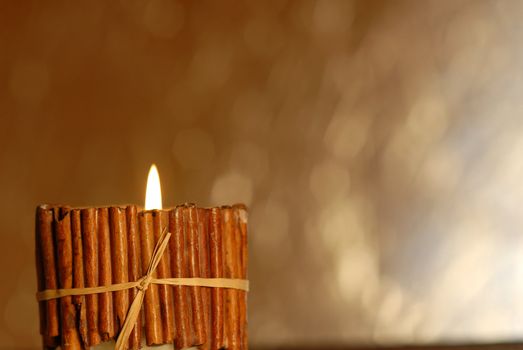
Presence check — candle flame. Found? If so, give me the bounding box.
[145,164,162,210]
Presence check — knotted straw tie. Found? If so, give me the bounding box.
[36,229,249,350]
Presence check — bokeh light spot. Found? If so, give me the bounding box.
[211,171,253,205]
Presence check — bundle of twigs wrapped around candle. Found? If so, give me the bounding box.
[35,204,248,350]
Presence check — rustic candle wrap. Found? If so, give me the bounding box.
[35,204,249,350]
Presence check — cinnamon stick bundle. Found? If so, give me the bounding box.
[169,206,192,349]
[209,207,225,350]
[222,206,241,350]
[35,203,248,350]
[81,208,101,346]
[98,207,115,341]
[36,205,60,348]
[187,205,206,346]
[109,207,129,333]
[71,209,88,346]
[198,208,211,350]
[152,210,175,344]
[125,205,143,350]
[139,211,163,345]
[54,206,82,349]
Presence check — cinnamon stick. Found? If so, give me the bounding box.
[222,206,240,350]
[71,209,88,347]
[198,208,211,350]
[209,207,224,350]
[54,206,82,349]
[152,210,175,343]
[98,207,115,341]
[233,204,248,350]
[35,207,46,347]
[169,206,192,349]
[187,205,206,346]
[126,205,143,350]
[139,211,163,345]
[109,207,129,334]
[36,205,60,348]
[81,207,101,346]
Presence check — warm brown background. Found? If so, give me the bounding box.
[1,0,523,349]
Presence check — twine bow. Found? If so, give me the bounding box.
[36,228,249,350]
[115,228,171,350]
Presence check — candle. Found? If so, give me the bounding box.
[35,164,249,350]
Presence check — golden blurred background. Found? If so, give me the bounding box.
[1,0,523,348]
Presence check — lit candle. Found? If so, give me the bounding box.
[35,164,248,350]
